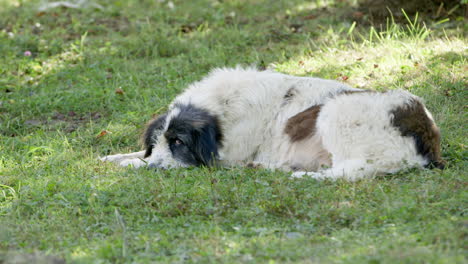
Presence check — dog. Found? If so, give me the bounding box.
[100,67,444,180]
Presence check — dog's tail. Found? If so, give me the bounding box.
[391,98,445,170]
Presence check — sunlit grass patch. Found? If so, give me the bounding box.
[277,38,466,89]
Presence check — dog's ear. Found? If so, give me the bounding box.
[193,120,221,167]
[142,113,167,158]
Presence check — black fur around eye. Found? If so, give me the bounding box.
[168,136,198,166]
[165,104,222,167]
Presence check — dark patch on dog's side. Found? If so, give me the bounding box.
[284,105,322,142]
[284,87,296,99]
[338,89,377,96]
[142,114,167,158]
[391,99,445,169]
[165,104,223,167]
[281,87,296,106]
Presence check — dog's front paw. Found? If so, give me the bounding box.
[119,158,146,168]
[290,171,308,179]
[290,171,322,179]
[99,154,124,162]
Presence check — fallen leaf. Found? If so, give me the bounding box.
[96,130,111,138]
[352,11,364,19]
[115,88,124,95]
[303,14,317,20]
[337,75,349,81]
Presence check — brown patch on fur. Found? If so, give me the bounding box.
[391,99,445,169]
[285,105,322,142]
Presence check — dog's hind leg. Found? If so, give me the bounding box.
[291,159,378,181]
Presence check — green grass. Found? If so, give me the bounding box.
[0,0,467,263]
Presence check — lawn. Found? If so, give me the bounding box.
[0,0,467,263]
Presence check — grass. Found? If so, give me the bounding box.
[0,0,467,263]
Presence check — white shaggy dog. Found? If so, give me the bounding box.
[100,67,444,180]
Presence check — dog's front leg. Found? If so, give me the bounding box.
[99,150,146,167]
[118,157,148,168]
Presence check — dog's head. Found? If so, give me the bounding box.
[142,104,223,169]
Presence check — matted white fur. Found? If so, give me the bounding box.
[101,67,437,180]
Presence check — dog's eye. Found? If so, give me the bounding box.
[174,139,183,145]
